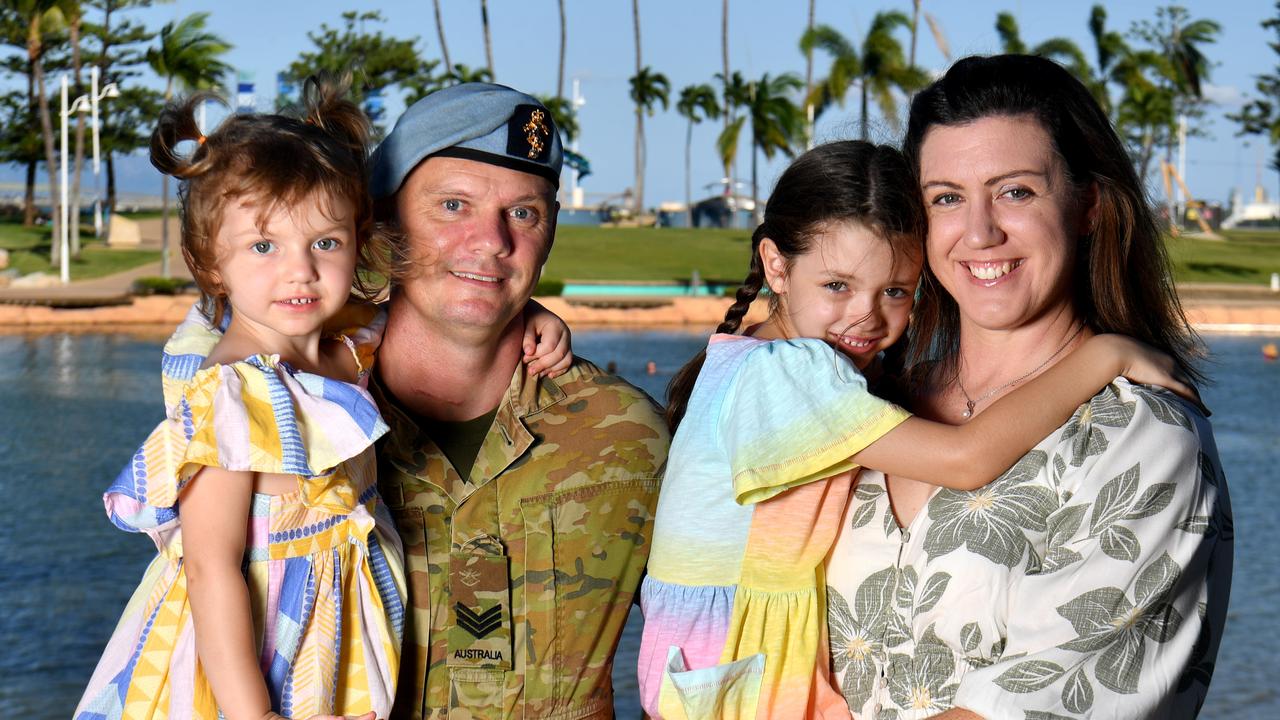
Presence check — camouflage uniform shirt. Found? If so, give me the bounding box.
[375,357,669,720]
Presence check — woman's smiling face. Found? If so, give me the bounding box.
[918,114,1090,333]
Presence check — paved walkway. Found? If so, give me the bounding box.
[0,258,192,306]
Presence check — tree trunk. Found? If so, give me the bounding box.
[722,0,733,225]
[1164,123,1177,232]
[23,161,36,226]
[161,78,174,279]
[636,109,645,217]
[433,0,451,74]
[33,40,61,270]
[860,81,869,141]
[632,0,643,215]
[71,16,85,257]
[685,120,693,228]
[805,0,815,147]
[751,134,759,226]
[22,66,35,227]
[557,0,567,100]
[480,0,494,78]
[101,4,117,216]
[106,154,117,217]
[910,0,921,66]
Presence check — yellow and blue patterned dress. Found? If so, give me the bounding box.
[75,302,406,720]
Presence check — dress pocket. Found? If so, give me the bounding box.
[658,646,765,720]
[520,476,660,715]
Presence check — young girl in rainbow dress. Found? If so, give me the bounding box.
[637,141,1200,719]
[74,78,568,720]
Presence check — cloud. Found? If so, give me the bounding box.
[1203,83,1245,108]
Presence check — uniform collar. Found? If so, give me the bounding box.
[375,360,569,504]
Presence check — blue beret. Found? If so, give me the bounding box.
[370,82,563,198]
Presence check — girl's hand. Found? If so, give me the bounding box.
[523,300,573,378]
[1104,334,1210,415]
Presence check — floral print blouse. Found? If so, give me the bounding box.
[824,380,1233,720]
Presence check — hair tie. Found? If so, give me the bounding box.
[196,134,207,145]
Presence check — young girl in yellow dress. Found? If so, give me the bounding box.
[74,77,567,720]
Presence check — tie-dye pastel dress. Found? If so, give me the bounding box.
[638,334,909,719]
[75,302,406,720]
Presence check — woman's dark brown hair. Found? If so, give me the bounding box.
[664,140,925,431]
[902,54,1204,384]
[149,73,385,325]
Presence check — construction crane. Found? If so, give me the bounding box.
[1160,161,1220,239]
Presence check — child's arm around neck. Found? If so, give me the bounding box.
[851,334,1201,491]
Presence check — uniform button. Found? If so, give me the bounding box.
[873,703,883,714]
[901,529,911,542]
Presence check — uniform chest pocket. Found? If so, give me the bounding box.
[519,476,660,716]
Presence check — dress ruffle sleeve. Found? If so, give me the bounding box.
[720,337,911,506]
[103,299,390,555]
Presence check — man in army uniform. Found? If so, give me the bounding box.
[368,83,669,719]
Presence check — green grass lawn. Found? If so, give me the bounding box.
[3,219,1279,287]
[549,225,1280,286]
[1168,229,1280,284]
[0,221,159,281]
[543,226,754,282]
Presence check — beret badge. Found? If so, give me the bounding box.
[509,104,553,162]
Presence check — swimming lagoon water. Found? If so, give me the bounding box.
[0,328,1273,718]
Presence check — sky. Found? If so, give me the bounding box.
[7,0,1276,208]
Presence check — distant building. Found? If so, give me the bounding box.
[1222,186,1280,229]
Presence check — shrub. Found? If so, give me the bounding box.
[534,279,565,296]
[132,276,193,296]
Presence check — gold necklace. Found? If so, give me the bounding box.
[957,324,1085,419]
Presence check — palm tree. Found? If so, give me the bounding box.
[803,0,815,148]
[432,0,450,72]
[995,12,1091,82]
[480,0,494,79]
[1129,6,1219,226]
[5,0,66,266]
[714,69,750,198]
[147,12,231,278]
[535,93,579,143]
[721,0,733,204]
[629,66,669,216]
[723,73,803,224]
[1086,4,1129,116]
[801,11,926,140]
[67,0,87,257]
[629,0,667,216]
[676,84,719,227]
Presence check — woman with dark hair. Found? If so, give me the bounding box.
[824,54,1232,719]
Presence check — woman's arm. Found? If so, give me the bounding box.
[181,466,276,720]
[853,334,1198,491]
[522,299,573,377]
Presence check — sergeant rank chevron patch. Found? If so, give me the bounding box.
[455,602,503,639]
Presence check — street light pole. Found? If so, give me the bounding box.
[87,67,118,239]
[59,71,114,284]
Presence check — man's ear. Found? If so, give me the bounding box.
[758,237,788,296]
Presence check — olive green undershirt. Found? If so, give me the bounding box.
[419,408,499,482]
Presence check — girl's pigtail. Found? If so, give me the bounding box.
[664,226,769,432]
[300,72,388,301]
[149,92,220,179]
[299,72,370,161]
